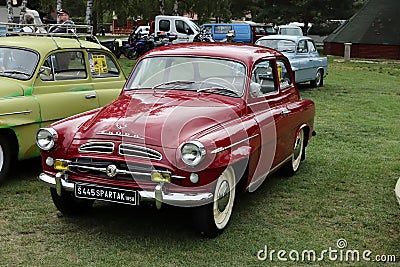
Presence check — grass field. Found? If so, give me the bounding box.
[0,57,399,266]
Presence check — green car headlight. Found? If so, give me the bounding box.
[36,128,58,151]
[181,141,206,167]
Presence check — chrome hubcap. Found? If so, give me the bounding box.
[0,145,3,171]
[292,130,304,171]
[316,71,322,85]
[217,180,230,212]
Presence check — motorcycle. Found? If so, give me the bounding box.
[193,28,215,42]
[123,31,155,60]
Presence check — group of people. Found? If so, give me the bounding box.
[20,9,74,34]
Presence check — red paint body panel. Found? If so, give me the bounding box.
[40,42,315,194]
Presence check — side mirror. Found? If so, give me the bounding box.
[250,82,262,97]
[39,66,53,81]
[39,66,52,76]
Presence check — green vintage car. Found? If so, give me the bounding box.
[0,36,126,183]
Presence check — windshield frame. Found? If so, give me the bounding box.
[125,55,247,98]
[0,46,40,80]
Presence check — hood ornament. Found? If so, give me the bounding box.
[116,123,127,130]
[96,120,144,140]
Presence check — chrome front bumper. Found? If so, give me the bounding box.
[39,172,213,208]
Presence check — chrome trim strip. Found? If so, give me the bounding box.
[68,164,185,180]
[211,134,259,154]
[97,131,144,140]
[78,142,115,154]
[0,110,32,116]
[38,173,211,206]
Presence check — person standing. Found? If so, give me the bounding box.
[20,13,37,33]
[49,9,75,33]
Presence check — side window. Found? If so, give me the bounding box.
[88,52,120,78]
[215,25,232,34]
[297,40,308,53]
[40,51,86,81]
[159,20,170,32]
[175,20,193,34]
[175,20,185,34]
[307,40,317,53]
[277,60,292,90]
[250,60,276,97]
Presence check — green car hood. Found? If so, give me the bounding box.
[0,78,25,98]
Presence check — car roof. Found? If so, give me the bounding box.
[0,36,105,54]
[278,25,302,29]
[256,35,312,42]
[142,42,282,64]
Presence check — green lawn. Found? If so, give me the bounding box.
[0,57,399,266]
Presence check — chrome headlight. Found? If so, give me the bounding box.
[180,141,206,167]
[36,128,58,151]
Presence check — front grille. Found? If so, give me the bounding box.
[118,144,162,160]
[78,142,162,161]
[79,142,114,154]
[69,158,156,181]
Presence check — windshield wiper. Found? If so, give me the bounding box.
[197,82,240,97]
[0,70,30,77]
[152,80,195,91]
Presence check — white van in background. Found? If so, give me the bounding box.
[154,15,200,43]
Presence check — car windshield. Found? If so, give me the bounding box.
[126,56,246,97]
[256,39,296,53]
[0,47,38,80]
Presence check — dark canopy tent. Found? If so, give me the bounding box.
[324,0,400,59]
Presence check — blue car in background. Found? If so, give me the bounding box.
[201,23,252,43]
[255,35,328,87]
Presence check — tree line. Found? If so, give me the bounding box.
[9,0,366,31]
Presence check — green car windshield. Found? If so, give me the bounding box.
[0,47,39,80]
[126,56,246,97]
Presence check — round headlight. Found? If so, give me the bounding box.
[181,141,206,167]
[36,128,58,151]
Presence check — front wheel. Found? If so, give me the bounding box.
[0,135,13,185]
[192,166,236,238]
[310,69,324,87]
[50,188,94,215]
[282,128,305,176]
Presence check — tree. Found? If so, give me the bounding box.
[251,0,366,35]
[19,0,28,23]
[56,0,62,23]
[7,0,13,23]
[86,0,92,25]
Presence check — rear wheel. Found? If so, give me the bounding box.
[50,188,94,215]
[126,49,138,60]
[193,166,236,238]
[282,128,305,176]
[0,135,13,185]
[310,69,324,87]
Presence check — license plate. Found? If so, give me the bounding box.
[75,183,139,206]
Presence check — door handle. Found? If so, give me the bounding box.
[85,94,97,99]
[282,109,291,116]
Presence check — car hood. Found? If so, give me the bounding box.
[75,91,243,148]
[0,78,25,98]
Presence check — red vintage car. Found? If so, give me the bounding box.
[37,43,315,237]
